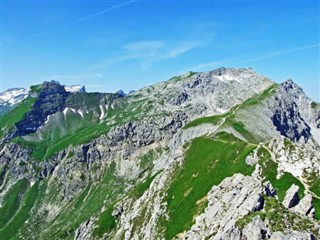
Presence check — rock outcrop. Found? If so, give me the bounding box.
[184,174,264,239]
[292,194,315,218]
[242,216,269,240]
[282,184,300,208]
[0,68,319,240]
[269,231,316,240]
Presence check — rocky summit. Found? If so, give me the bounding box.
[0,67,319,240]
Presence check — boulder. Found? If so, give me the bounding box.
[263,181,277,197]
[242,215,269,240]
[270,231,315,240]
[184,173,264,240]
[292,194,315,218]
[282,184,300,208]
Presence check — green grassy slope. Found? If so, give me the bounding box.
[0,179,29,229]
[0,97,36,138]
[0,181,45,239]
[165,132,256,239]
[9,93,154,161]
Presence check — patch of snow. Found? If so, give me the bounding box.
[215,108,226,113]
[44,115,50,125]
[78,110,84,118]
[63,107,69,117]
[0,88,29,105]
[38,115,50,130]
[99,105,105,120]
[215,74,240,83]
[64,85,85,93]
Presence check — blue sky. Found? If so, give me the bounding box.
[1,0,319,101]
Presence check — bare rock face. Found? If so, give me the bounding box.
[282,184,300,208]
[232,79,320,145]
[263,181,277,197]
[292,194,315,218]
[1,68,319,240]
[135,67,273,121]
[268,137,320,179]
[245,147,260,166]
[74,219,94,240]
[271,80,320,144]
[184,173,263,240]
[269,231,316,240]
[242,216,269,240]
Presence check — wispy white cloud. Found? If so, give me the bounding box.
[164,42,201,58]
[1,0,137,50]
[238,43,320,64]
[88,40,204,71]
[192,43,320,71]
[35,0,138,37]
[140,41,203,70]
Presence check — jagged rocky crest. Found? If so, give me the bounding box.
[0,68,319,240]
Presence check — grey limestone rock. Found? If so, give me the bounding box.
[292,194,315,218]
[269,231,316,240]
[184,173,264,240]
[242,215,269,240]
[263,181,277,197]
[282,184,300,208]
[74,219,94,240]
[1,68,319,240]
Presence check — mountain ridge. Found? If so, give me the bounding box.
[0,67,319,240]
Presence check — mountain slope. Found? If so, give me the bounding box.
[0,88,30,115]
[0,68,319,240]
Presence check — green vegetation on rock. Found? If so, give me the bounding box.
[236,196,317,235]
[94,172,159,237]
[183,113,226,129]
[313,197,320,220]
[0,181,44,240]
[258,147,305,201]
[29,162,126,239]
[305,171,320,219]
[165,132,255,239]
[0,97,35,138]
[30,84,42,93]
[310,101,318,109]
[0,179,29,229]
[182,84,277,144]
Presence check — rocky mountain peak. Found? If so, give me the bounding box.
[211,66,227,76]
[117,90,126,97]
[0,68,319,240]
[40,80,67,95]
[280,79,304,95]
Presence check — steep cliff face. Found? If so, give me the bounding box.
[15,81,70,136]
[0,68,319,240]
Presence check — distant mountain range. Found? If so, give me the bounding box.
[0,83,86,115]
[0,68,319,240]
